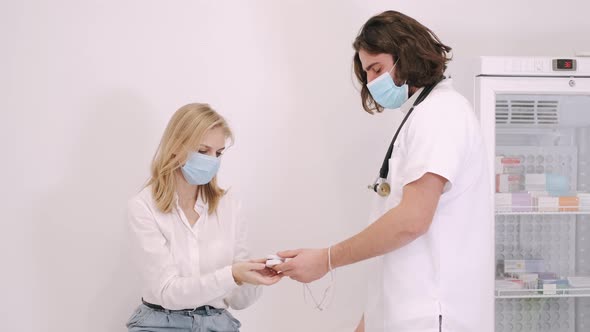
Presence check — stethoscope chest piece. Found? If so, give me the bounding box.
[376,182,391,197]
[369,178,391,197]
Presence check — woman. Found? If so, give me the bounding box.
[126,103,281,332]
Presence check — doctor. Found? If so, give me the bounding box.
[274,11,493,332]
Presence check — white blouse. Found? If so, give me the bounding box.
[127,187,261,310]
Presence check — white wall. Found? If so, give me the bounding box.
[1,0,589,331]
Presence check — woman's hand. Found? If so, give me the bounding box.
[232,260,282,286]
[250,258,282,278]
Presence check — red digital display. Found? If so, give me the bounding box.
[556,59,575,70]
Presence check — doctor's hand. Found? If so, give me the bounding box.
[273,248,329,283]
[232,261,282,286]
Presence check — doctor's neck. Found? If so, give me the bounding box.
[408,85,419,97]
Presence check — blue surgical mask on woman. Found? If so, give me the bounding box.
[366,60,408,109]
[181,152,221,185]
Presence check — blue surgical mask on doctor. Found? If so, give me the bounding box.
[366,60,408,109]
[181,152,221,185]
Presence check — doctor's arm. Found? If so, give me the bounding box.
[275,172,446,282]
[354,315,365,332]
[331,172,445,268]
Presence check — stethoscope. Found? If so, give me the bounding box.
[369,80,441,197]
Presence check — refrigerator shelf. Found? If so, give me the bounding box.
[496,287,590,299]
[495,209,590,216]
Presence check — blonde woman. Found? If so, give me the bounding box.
[126,103,280,332]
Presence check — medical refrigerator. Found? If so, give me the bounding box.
[476,56,590,332]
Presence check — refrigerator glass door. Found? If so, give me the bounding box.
[477,76,590,332]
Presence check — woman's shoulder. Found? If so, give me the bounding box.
[127,186,156,212]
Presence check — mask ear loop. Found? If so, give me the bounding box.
[302,247,335,311]
[389,58,408,87]
[389,58,399,73]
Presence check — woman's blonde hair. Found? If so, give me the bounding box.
[147,103,233,214]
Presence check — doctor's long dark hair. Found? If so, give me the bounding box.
[353,11,452,114]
